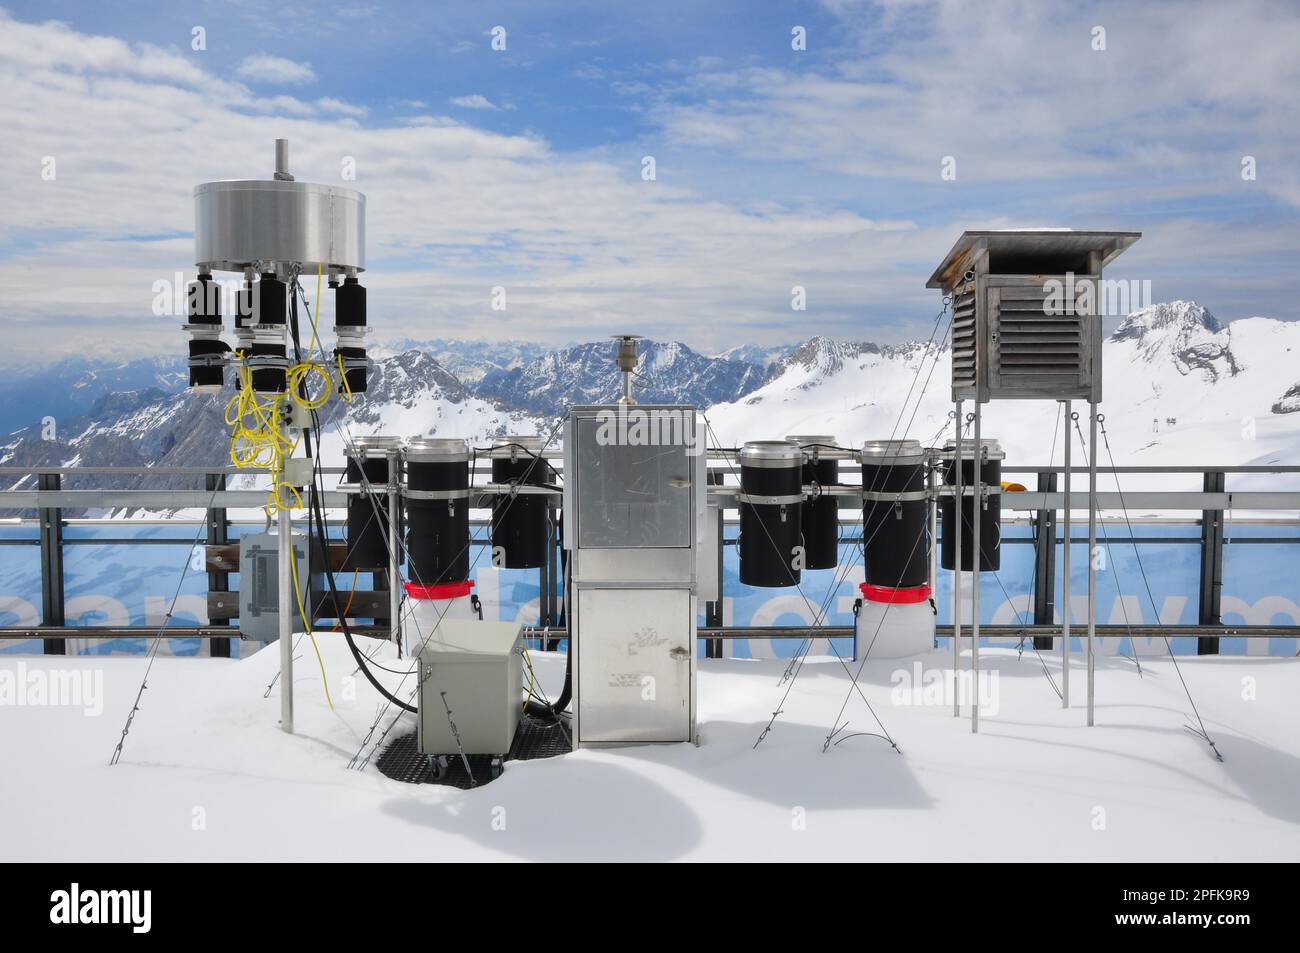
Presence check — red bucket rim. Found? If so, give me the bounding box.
[859,582,931,605]
[404,579,474,600]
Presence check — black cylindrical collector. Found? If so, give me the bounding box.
[490,436,550,569]
[249,273,288,393]
[342,435,403,571]
[939,438,1003,572]
[738,440,804,588]
[861,439,930,589]
[185,274,229,391]
[404,438,470,585]
[333,276,369,394]
[787,435,840,570]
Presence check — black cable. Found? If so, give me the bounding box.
[308,457,416,712]
[287,272,418,713]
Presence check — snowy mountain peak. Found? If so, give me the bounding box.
[1111,300,1221,341]
[781,337,877,377]
[1109,301,1238,383]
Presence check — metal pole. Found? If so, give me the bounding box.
[971,402,982,734]
[927,450,938,616]
[952,401,962,717]
[1062,400,1071,708]
[206,472,232,659]
[274,139,293,181]
[388,449,402,651]
[1087,403,1098,726]
[278,504,293,734]
[38,472,66,656]
[1197,470,1225,655]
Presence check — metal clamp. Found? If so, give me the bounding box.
[402,487,471,501]
[861,489,930,503]
[735,491,805,506]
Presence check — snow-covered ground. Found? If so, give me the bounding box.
[4,639,1298,861]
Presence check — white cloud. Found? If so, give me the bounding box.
[0,10,940,360]
[449,94,502,111]
[235,53,317,86]
[0,5,1295,366]
[317,97,367,118]
[648,0,1300,208]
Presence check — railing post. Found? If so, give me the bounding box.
[206,472,231,659]
[539,504,560,649]
[1198,470,1226,655]
[1032,470,1057,650]
[38,472,66,655]
[705,473,724,658]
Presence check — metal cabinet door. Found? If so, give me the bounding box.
[576,587,692,744]
[573,416,694,549]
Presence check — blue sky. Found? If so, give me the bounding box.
[1,0,1298,362]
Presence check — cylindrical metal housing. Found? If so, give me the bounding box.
[490,436,550,569]
[787,435,839,570]
[333,276,368,394]
[247,341,287,394]
[861,439,930,589]
[342,436,403,570]
[185,274,228,391]
[738,440,804,588]
[256,272,287,325]
[940,437,1004,572]
[193,180,366,273]
[404,438,470,586]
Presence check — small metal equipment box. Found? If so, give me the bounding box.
[238,531,310,641]
[414,619,523,757]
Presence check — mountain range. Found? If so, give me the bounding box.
[3,302,1299,514]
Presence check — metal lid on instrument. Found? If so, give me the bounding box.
[786,434,836,446]
[405,437,469,463]
[941,437,1005,461]
[346,434,404,459]
[738,440,803,468]
[861,438,926,466]
[489,435,546,458]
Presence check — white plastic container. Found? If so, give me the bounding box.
[854,583,935,659]
[403,580,479,656]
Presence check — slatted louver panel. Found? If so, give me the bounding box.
[951,283,977,398]
[989,279,1089,397]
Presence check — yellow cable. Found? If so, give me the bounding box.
[222,269,349,708]
[288,512,334,712]
[309,263,323,359]
[336,352,353,404]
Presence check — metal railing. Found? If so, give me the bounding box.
[2,463,1298,655]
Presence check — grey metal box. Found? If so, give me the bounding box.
[414,619,523,756]
[564,406,701,746]
[237,532,309,641]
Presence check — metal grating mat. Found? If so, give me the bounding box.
[374,712,573,789]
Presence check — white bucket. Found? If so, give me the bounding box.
[403,580,479,655]
[854,584,935,659]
